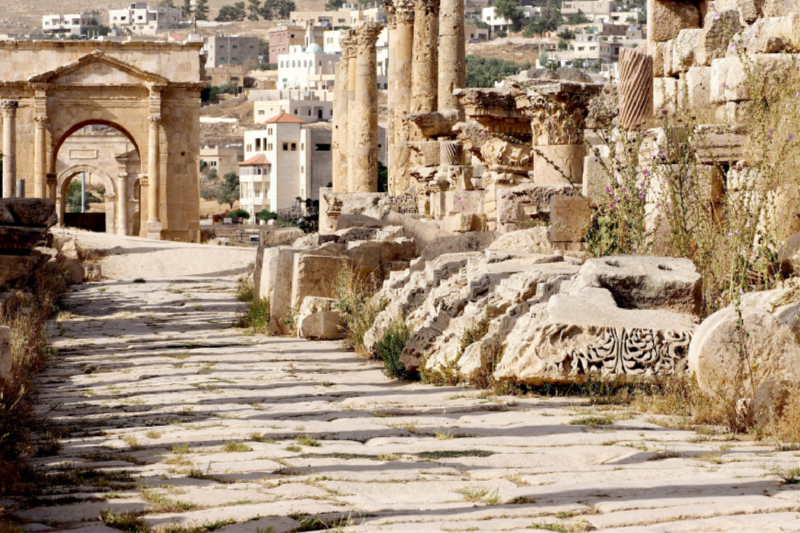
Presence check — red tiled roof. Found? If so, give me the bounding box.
[238,153,271,166]
[264,111,306,124]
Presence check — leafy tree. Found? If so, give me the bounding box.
[247,0,261,20]
[558,40,569,50]
[257,209,279,221]
[216,2,247,21]
[296,199,319,233]
[159,0,175,6]
[557,29,575,40]
[217,172,240,209]
[197,0,210,19]
[466,56,530,87]
[495,28,508,38]
[226,208,250,220]
[275,0,295,19]
[493,0,524,31]
[66,180,103,213]
[567,13,590,24]
[325,0,345,10]
[377,161,388,193]
[539,49,554,68]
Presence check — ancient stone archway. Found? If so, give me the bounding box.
[56,164,118,235]
[0,41,205,241]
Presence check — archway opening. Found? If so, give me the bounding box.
[55,123,141,235]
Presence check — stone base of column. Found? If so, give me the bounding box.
[146,220,163,240]
[533,145,586,185]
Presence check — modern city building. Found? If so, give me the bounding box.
[42,13,97,36]
[204,35,261,70]
[108,3,184,35]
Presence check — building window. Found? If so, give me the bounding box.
[219,45,225,48]
[301,144,304,150]
[256,139,261,150]
[308,109,312,116]
[258,110,265,115]
[268,128,273,135]
[247,144,252,151]
[233,45,238,48]
[294,109,298,114]
[291,143,296,151]
[283,143,289,151]
[315,144,331,151]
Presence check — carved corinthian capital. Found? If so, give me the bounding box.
[384,0,397,26]
[148,116,162,126]
[339,30,357,59]
[354,21,383,49]
[34,115,48,126]
[512,81,602,146]
[395,0,415,22]
[414,0,439,17]
[0,100,18,117]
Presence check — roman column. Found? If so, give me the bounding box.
[346,30,359,192]
[334,30,356,193]
[438,0,465,115]
[385,1,397,191]
[1,101,18,198]
[146,116,162,239]
[410,0,439,114]
[393,0,414,195]
[34,116,48,199]
[118,173,128,236]
[349,21,383,193]
[619,47,654,131]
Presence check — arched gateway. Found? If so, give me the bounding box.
[0,41,205,240]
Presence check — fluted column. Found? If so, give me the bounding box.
[438,0,465,115]
[334,30,356,193]
[619,48,654,131]
[1,101,18,198]
[410,0,439,114]
[349,22,383,193]
[34,116,48,199]
[392,0,415,195]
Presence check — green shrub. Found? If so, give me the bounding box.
[376,320,411,379]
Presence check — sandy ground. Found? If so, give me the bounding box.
[54,228,256,280]
[7,235,800,532]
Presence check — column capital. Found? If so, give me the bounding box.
[395,0,415,22]
[34,115,48,126]
[148,115,162,126]
[512,82,602,146]
[414,0,439,16]
[384,0,397,26]
[339,29,357,59]
[139,176,149,187]
[46,173,57,185]
[354,21,384,49]
[1,101,18,117]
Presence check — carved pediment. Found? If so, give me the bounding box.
[29,50,168,86]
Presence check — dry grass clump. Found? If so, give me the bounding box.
[0,266,69,497]
[234,272,271,334]
[334,266,384,356]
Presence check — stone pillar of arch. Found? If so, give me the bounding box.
[34,116,48,199]
[349,22,383,193]
[145,85,164,240]
[47,173,57,202]
[410,0,439,115]
[333,30,356,193]
[392,0,415,195]
[1,100,18,198]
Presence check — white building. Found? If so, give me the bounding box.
[109,3,184,36]
[203,34,261,70]
[255,99,333,123]
[42,13,96,36]
[481,6,541,33]
[239,113,333,217]
[277,43,339,91]
[322,28,389,89]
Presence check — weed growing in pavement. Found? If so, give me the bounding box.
[375,319,411,379]
[334,266,385,357]
[222,441,252,453]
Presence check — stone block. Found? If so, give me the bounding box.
[533,145,586,185]
[688,306,800,394]
[650,0,701,42]
[650,41,667,76]
[488,227,554,254]
[257,247,301,333]
[684,66,712,111]
[63,259,84,285]
[408,141,441,167]
[447,165,474,190]
[444,190,485,216]
[0,255,40,287]
[84,264,102,282]
[738,14,800,54]
[296,297,344,340]
[582,155,613,206]
[336,213,388,230]
[0,226,47,253]
[549,196,591,244]
[443,213,481,233]
[663,39,678,77]
[346,240,383,280]
[571,255,703,315]
[0,198,56,227]
[430,191,446,220]
[672,29,702,72]
[763,0,800,17]
[653,76,678,114]
[291,253,349,310]
[0,326,10,384]
[717,0,759,23]
[714,101,751,123]
[710,54,797,104]
[695,10,742,67]
[494,287,697,385]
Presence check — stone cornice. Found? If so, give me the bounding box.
[0,39,204,52]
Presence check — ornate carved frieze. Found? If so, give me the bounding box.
[562,328,691,377]
[478,137,533,173]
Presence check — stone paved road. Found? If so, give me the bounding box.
[13,276,800,532]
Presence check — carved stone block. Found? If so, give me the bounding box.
[549,195,591,243]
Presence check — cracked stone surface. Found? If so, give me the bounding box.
[9,234,800,532]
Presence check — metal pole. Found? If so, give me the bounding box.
[81,172,86,213]
[15,179,24,198]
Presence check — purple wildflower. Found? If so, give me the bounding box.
[789,134,796,142]
[642,169,650,176]
[714,11,720,19]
